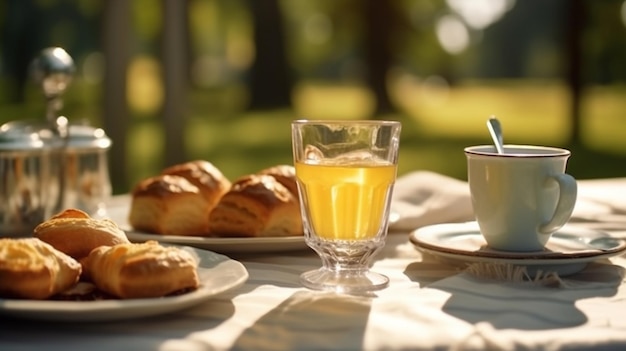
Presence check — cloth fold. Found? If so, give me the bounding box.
[390,171,474,231]
[390,171,626,233]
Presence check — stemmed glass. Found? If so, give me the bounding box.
[292,120,401,293]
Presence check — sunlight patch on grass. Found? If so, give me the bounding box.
[185,118,223,154]
[127,123,165,186]
[186,110,294,150]
[292,81,375,119]
[582,85,626,153]
[393,79,571,145]
[183,110,295,180]
[127,56,164,115]
[232,113,293,146]
[118,80,626,191]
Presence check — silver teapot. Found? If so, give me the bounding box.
[0,48,112,237]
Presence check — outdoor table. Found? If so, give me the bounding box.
[2,173,626,351]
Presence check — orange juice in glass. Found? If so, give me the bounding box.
[295,161,396,241]
[292,120,401,293]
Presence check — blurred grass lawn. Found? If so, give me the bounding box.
[2,78,624,194]
[125,80,626,194]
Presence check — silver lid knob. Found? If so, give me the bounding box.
[29,47,75,136]
[30,47,75,99]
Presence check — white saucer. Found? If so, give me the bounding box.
[410,222,626,276]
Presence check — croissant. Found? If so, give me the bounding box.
[208,174,303,237]
[34,208,130,260]
[257,165,299,198]
[128,175,214,235]
[0,238,82,299]
[162,160,231,209]
[83,241,199,299]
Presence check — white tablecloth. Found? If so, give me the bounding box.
[2,173,626,351]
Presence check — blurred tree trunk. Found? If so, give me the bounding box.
[566,0,583,145]
[364,0,397,116]
[102,0,130,193]
[1,1,46,103]
[161,0,189,167]
[247,0,292,110]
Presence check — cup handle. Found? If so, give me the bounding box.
[539,173,578,234]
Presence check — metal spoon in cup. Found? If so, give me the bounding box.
[487,116,505,154]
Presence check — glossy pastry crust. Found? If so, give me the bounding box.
[128,174,213,235]
[162,160,231,209]
[0,238,81,299]
[257,165,299,198]
[208,174,303,237]
[34,208,130,260]
[83,240,199,299]
[130,162,304,237]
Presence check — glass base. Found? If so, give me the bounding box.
[300,268,389,294]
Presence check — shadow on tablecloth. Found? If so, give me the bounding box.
[230,290,371,351]
[403,256,625,330]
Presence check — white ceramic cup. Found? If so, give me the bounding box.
[464,145,578,252]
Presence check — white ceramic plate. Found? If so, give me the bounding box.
[106,202,308,254]
[124,229,308,254]
[410,222,626,276]
[0,246,249,322]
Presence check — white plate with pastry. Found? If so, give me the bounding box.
[122,229,308,254]
[109,163,310,254]
[106,197,309,254]
[0,245,249,322]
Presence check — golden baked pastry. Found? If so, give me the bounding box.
[257,165,299,198]
[83,240,199,299]
[34,208,130,260]
[0,238,82,299]
[162,160,231,211]
[50,208,90,220]
[208,174,303,237]
[128,175,212,235]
